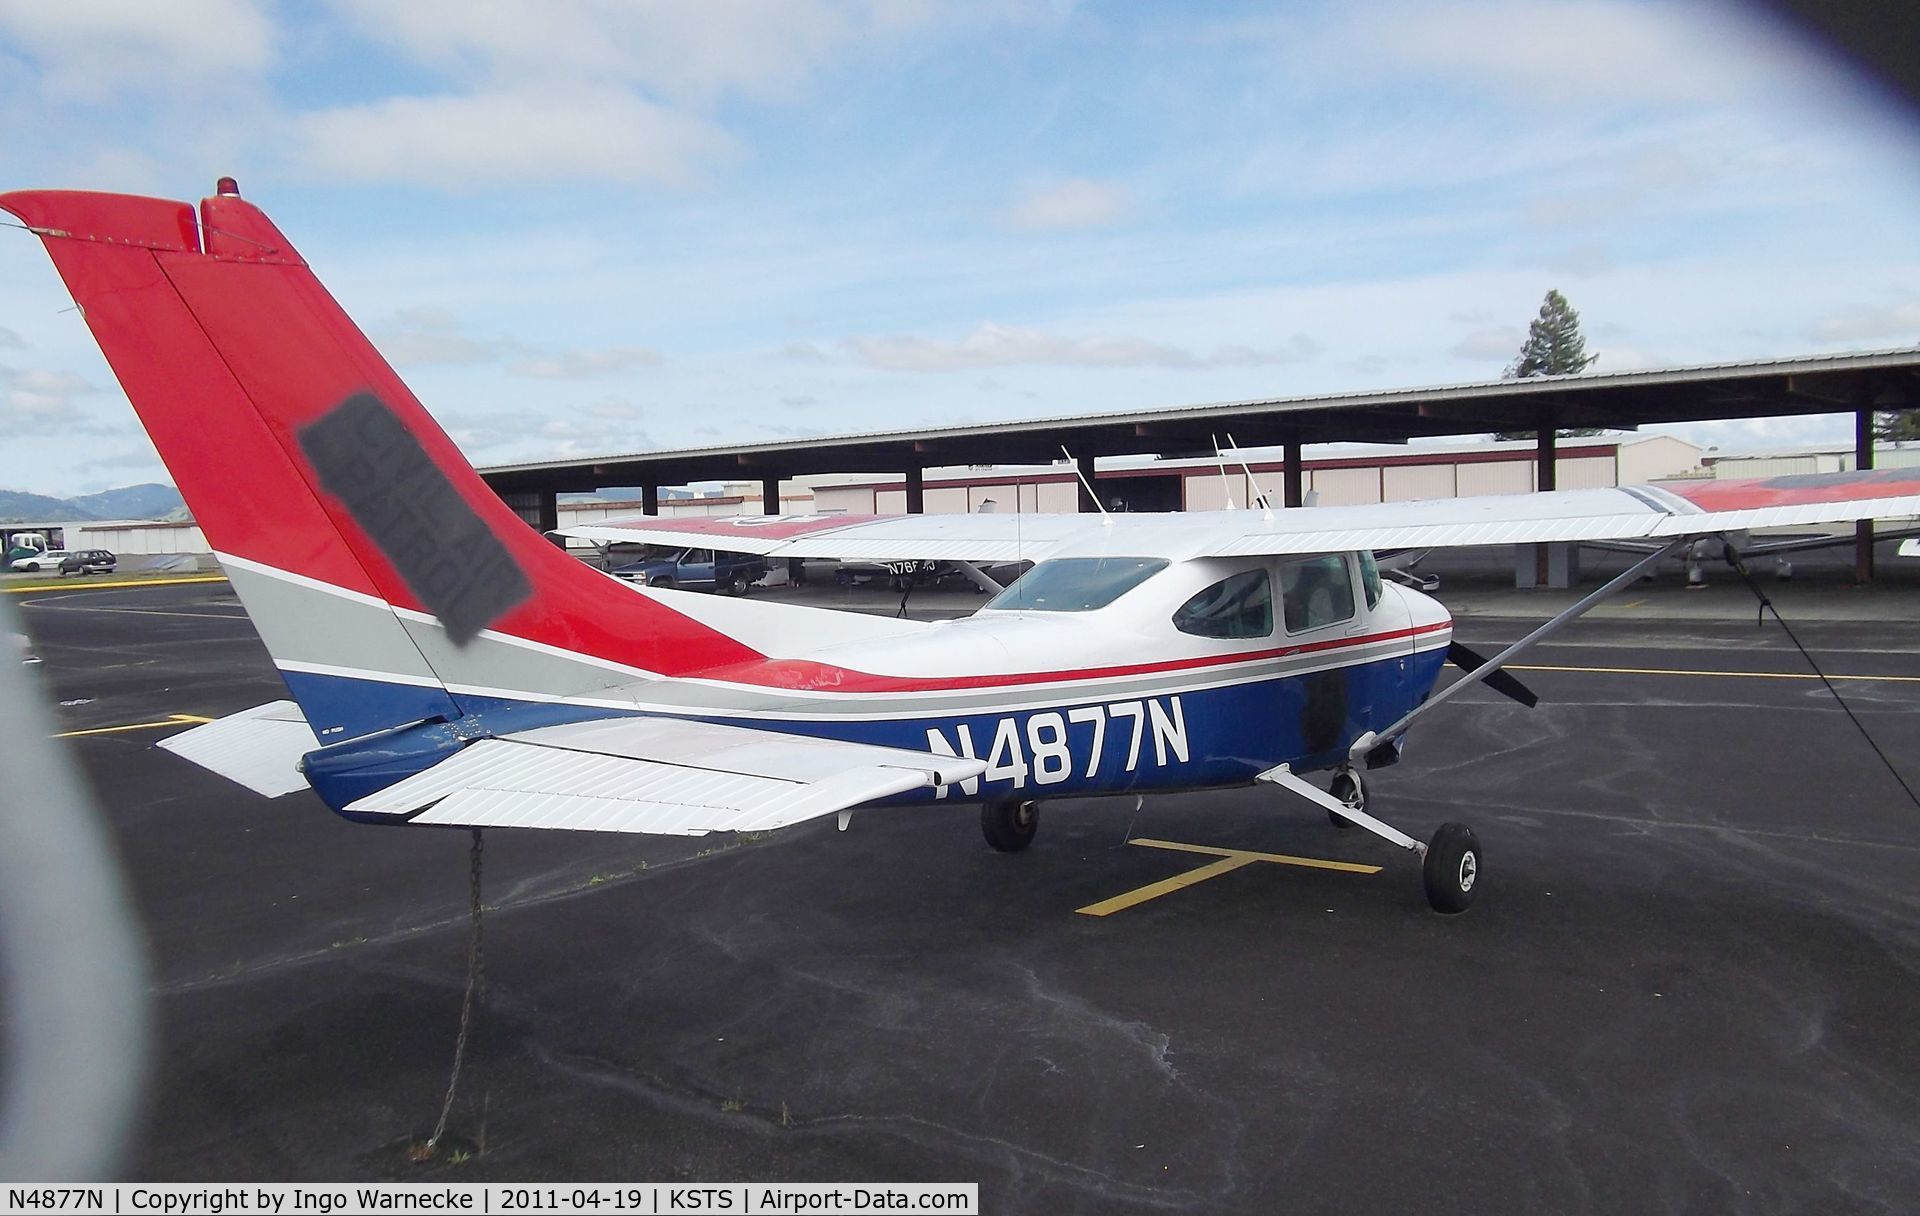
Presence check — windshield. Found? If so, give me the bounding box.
[984,556,1168,612]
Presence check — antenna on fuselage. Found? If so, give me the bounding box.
[1210,434,1237,511]
[1226,432,1275,520]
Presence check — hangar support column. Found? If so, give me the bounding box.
[761,476,781,515]
[1856,406,1875,583]
[905,466,925,514]
[1283,438,1303,509]
[642,484,659,516]
[499,488,565,548]
[1535,422,1558,587]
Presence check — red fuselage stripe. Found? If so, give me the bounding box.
[682,620,1455,694]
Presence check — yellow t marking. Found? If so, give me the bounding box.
[1076,837,1380,917]
[54,713,215,738]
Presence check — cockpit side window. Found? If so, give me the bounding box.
[1173,569,1273,639]
[984,556,1169,612]
[1281,554,1356,633]
[1359,549,1383,609]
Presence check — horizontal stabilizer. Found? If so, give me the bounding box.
[157,701,317,797]
[346,715,987,835]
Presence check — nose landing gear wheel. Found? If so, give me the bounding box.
[981,799,1040,852]
[1423,822,1480,914]
[1327,769,1365,828]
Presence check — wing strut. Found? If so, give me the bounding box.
[1347,538,1687,765]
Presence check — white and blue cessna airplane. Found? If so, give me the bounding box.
[7,183,1917,914]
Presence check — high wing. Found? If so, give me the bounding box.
[557,469,1920,562]
[162,708,987,835]
[559,511,1095,563]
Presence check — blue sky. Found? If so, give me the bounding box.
[3,0,1919,495]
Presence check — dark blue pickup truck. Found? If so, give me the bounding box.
[610,547,767,594]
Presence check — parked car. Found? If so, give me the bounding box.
[10,548,73,573]
[611,547,767,594]
[59,549,118,576]
[832,559,993,592]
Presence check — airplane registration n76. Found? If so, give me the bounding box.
[8,182,1918,914]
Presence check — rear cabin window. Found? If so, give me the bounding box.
[1281,554,1355,633]
[985,557,1168,612]
[1173,569,1273,639]
[1359,549,1383,609]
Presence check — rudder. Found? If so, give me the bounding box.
[1,184,763,741]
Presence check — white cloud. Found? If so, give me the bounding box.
[1807,301,1920,344]
[1585,344,1665,372]
[296,89,734,188]
[509,345,664,380]
[764,341,831,363]
[1542,240,1615,277]
[1211,335,1321,366]
[1450,327,1523,360]
[0,366,113,436]
[370,306,520,367]
[0,0,274,99]
[1650,412,1856,452]
[1005,178,1131,231]
[326,0,882,104]
[0,326,22,349]
[436,407,651,458]
[845,322,1197,371]
[843,323,1320,371]
[76,445,164,474]
[1349,1,1812,107]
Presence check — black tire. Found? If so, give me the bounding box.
[1423,822,1481,914]
[728,571,751,595]
[1327,769,1363,828]
[981,799,1039,852]
[652,577,675,590]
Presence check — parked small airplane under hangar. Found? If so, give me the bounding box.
[6,182,1919,914]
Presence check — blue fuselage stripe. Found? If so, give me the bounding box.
[283,647,1449,814]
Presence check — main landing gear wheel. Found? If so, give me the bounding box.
[1423,822,1480,914]
[981,799,1040,852]
[1327,769,1365,828]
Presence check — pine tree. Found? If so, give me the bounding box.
[1505,289,1599,378]
[1872,410,1920,442]
[1494,289,1604,440]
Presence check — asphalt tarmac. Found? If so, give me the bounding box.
[11,576,1920,1213]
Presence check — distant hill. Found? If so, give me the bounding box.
[69,483,185,520]
[0,482,185,524]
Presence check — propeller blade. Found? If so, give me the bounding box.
[1447,640,1540,709]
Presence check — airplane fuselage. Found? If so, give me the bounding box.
[300,552,1455,815]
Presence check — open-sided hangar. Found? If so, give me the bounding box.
[480,347,1920,583]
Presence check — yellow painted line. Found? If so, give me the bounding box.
[1076,838,1381,917]
[1127,837,1384,873]
[5,574,228,595]
[1077,856,1259,917]
[54,713,214,739]
[1509,663,1920,683]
